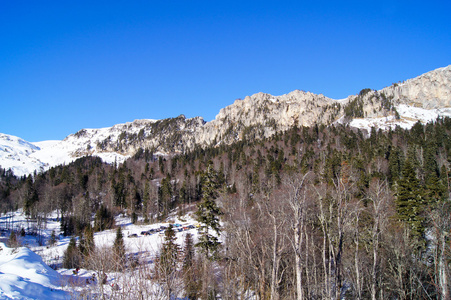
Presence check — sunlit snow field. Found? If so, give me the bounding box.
[0,210,200,299]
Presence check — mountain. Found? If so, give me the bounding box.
[1,65,451,176]
[0,133,47,176]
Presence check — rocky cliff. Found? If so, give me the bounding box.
[2,65,451,176]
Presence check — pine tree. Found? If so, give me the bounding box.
[195,162,222,260]
[182,233,199,299]
[63,236,81,269]
[49,230,57,246]
[23,175,38,217]
[113,226,126,270]
[143,181,150,223]
[159,175,173,218]
[157,224,179,299]
[160,225,179,269]
[79,225,95,258]
[94,205,114,232]
[395,160,425,238]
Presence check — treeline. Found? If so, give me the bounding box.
[1,118,451,299]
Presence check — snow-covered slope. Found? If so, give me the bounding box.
[0,120,156,177]
[0,243,69,299]
[348,105,451,131]
[0,134,47,176]
[0,210,201,299]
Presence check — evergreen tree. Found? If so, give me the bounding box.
[158,175,173,218]
[157,224,180,299]
[143,181,150,223]
[79,225,95,258]
[48,230,57,246]
[23,175,39,217]
[182,233,199,300]
[388,146,402,184]
[395,160,425,238]
[63,236,81,269]
[159,224,179,274]
[113,226,126,270]
[195,162,222,260]
[94,205,114,232]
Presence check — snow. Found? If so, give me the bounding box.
[0,211,200,299]
[0,134,47,177]
[396,104,451,122]
[0,119,158,176]
[0,243,69,299]
[348,104,451,133]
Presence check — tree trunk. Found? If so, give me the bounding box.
[270,220,280,300]
[438,233,449,300]
[294,217,304,300]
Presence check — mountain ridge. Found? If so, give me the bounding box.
[1,65,450,176]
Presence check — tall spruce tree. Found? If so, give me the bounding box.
[113,226,126,270]
[182,233,199,299]
[195,162,222,260]
[395,160,425,238]
[63,236,81,269]
[159,225,179,271]
[158,224,179,299]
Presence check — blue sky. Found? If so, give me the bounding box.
[1,1,450,142]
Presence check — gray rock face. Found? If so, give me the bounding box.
[73,65,451,157]
[381,65,451,109]
[4,65,450,175]
[194,90,341,147]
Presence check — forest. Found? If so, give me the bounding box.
[0,118,450,299]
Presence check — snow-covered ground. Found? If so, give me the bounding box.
[347,104,451,132]
[0,211,200,299]
[0,243,69,300]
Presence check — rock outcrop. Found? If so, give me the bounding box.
[2,65,451,176]
[37,65,451,159]
[381,65,451,109]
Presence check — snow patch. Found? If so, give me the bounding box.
[0,243,69,299]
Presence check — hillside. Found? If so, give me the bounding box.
[1,113,451,299]
[1,65,451,176]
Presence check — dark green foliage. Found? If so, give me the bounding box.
[113,226,125,269]
[344,96,365,119]
[388,146,403,184]
[395,160,425,238]
[158,175,173,218]
[195,162,222,260]
[182,233,200,300]
[61,215,77,236]
[79,225,95,257]
[63,237,81,269]
[159,224,179,275]
[94,205,115,232]
[48,230,57,246]
[23,175,39,217]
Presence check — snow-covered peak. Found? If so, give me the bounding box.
[0,133,40,153]
[0,133,46,176]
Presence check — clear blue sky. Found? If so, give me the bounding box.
[1,1,450,142]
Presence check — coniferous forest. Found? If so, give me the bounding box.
[1,119,450,299]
